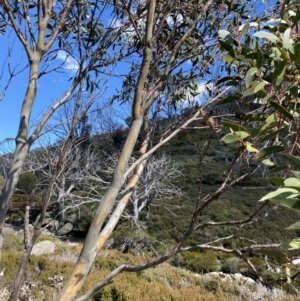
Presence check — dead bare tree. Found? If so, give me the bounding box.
[124,154,183,227]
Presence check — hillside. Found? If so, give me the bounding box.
[111,123,300,255]
[3,117,300,300]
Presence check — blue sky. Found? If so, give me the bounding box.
[0,5,126,143]
[0,38,76,140]
[0,0,275,143]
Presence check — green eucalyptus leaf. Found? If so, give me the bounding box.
[289,85,299,98]
[254,31,279,43]
[280,0,286,19]
[272,60,287,82]
[280,239,300,250]
[276,71,286,87]
[222,121,250,134]
[218,95,240,104]
[260,113,275,132]
[245,52,258,59]
[245,67,258,88]
[262,93,272,104]
[268,177,284,186]
[219,40,233,52]
[223,54,238,66]
[243,113,265,123]
[268,165,289,174]
[256,146,285,159]
[269,198,300,209]
[242,87,255,98]
[269,101,294,120]
[260,127,287,142]
[280,153,300,169]
[262,159,275,166]
[233,131,250,139]
[294,43,300,59]
[241,23,250,37]
[224,80,240,86]
[221,134,240,144]
[283,28,294,54]
[291,171,300,179]
[284,178,300,188]
[256,48,263,68]
[216,76,241,85]
[245,142,258,153]
[259,188,299,202]
[286,222,300,230]
[254,81,266,93]
[218,30,231,39]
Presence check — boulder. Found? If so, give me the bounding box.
[292,258,300,265]
[32,240,55,256]
[56,222,73,236]
[243,277,256,285]
[42,228,53,236]
[34,212,51,224]
[65,213,78,225]
[232,273,243,280]
[34,213,60,231]
[104,238,115,249]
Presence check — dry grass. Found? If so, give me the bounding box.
[1,233,300,301]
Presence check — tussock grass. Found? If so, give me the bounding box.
[1,237,300,301]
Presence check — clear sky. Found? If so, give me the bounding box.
[0,0,274,144]
[0,36,79,140]
[0,6,125,143]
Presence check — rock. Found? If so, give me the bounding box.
[34,212,51,224]
[42,229,53,236]
[65,213,78,225]
[203,271,256,286]
[56,223,73,236]
[243,277,256,285]
[206,272,219,277]
[104,238,115,249]
[48,219,60,231]
[292,258,300,265]
[32,240,55,256]
[34,213,59,231]
[232,273,243,280]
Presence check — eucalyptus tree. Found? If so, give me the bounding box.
[55,1,259,300]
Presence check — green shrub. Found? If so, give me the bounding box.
[198,277,219,293]
[221,257,240,274]
[93,286,127,301]
[2,233,23,252]
[17,172,38,194]
[171,251,219,274]
[5,212,24,224]
[202,173,224,186]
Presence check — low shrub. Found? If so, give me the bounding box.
[202,173,224,186]
[17,172,38,194]
[171,251,219,274]
[93,286,127,301]
[221,257,240,274]
[2,233,23,252]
